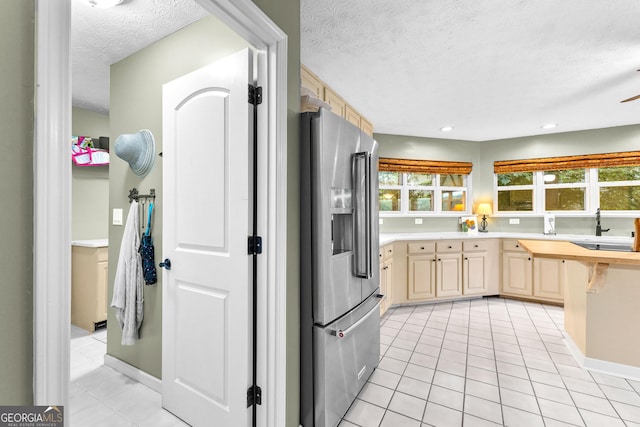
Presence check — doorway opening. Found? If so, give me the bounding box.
[34,0,288,425]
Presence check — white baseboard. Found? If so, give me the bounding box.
[564,333,640,382]
[104,354,162,393]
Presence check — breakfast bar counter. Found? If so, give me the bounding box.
[517,239,640,266]
[518,238,640,376]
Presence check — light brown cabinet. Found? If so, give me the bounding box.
[502,239,564,303]
[463,240,490,296]
[379,244,394,315]
[72,245,108,332]
[407,241,463,300]
[301,64,374,136]
[408,254,436,300]
[300,65,323,99]
[436,253,462,298]
[533,257,565,301]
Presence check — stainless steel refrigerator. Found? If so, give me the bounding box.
[300,108,381,427]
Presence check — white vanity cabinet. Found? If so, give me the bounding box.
[72,241,109,332]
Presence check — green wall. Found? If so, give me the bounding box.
[107,2,301,424]
[0,0,34,405]
[377,124,640,237]
[108,15,250,378]
[72,108,110,241]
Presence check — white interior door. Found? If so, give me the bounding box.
[162,48,253,427]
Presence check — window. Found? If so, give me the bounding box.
[378,158,472,215]
[598,166,640,211]
[494,151,640,214]
[379,171,470,215]
[497,172,533,212]
[543,169,586,211]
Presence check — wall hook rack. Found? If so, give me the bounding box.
[128,187,156,203]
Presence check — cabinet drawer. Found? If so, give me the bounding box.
[463,240,490,252]
[502,239,527,252]
[383,244,394,260]
[408,242,435,254]
[436,241,462,253]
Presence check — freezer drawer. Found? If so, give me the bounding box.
[313,294,381,427]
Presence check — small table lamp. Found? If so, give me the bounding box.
[476,203,493,233]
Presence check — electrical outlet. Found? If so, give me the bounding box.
[113,208,123,225]
[509,218,520,225]
[415,218,423,225]
[379,218,384,225]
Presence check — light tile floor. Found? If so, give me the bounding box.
[340,296,640,427]
[70,325,188,426]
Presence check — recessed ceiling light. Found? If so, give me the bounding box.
[440,126,454,132]
[541,123,558,130]
[87,0,123,8]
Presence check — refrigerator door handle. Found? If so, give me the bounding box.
[353,152,372,278]
[330,295,382,339]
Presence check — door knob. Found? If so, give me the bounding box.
[159,258,172,270]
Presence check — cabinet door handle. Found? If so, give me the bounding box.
[515,244,520,248]
[528,257,531,261]
[474,244,479,248]
[448,246,452,249]
[420,246,425,250]
[464,257,468,260]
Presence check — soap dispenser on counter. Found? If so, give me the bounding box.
[544,213,556,235]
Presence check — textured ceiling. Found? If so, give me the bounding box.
[301,0,640,141]
[71,0,208,114]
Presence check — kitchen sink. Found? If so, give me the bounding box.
[571,241,633,252]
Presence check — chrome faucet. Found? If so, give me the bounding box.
[595,208,610,236]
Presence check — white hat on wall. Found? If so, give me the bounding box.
[114,129,156,177]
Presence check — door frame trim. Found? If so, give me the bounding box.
[33,1,288,425]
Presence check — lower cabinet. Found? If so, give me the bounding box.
[72,245,109,332]
[379,244,394,315]
[408,255,436,300]
[436,253,462,298]
[463,252,488,295]
[502,251,533,296]
[502,239,565,303]
[533,257,565,302]
[407,241,463,301]
[463,240,490,296]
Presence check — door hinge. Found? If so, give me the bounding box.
[248,85,263,105]
[247,385,262,407]
[248,235,263,255]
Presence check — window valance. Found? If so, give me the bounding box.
[494,151,640,174]
[379,158,473,175]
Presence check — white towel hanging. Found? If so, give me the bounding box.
[110,201,144,345]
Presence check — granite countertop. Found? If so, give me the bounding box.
[380,232,634,246]
[72,239,109,248]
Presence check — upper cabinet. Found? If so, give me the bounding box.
[301,64,374,137]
